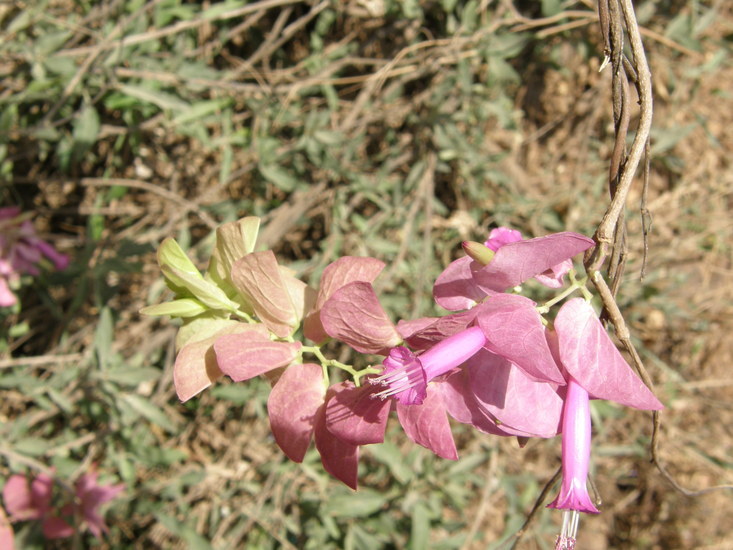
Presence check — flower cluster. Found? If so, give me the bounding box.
[146,218,663,543]
[0,206,69,308]
[1,469,124,547]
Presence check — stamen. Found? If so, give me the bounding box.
[554,510,579,550]
[369,362,417,385]
[368,363,423,400]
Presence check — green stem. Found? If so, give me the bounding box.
[537,270,590,314]
[299,345,382,387]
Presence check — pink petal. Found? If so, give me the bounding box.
[173,324,269,401]
[75,473,124,538]
[214,331,301,382]
[466,350,563,437]
[484,227,523,251]
[547,477,600,514]
[477,294,565,384]
[534,258,572,288]
[433,256,490,311]
[400,309,477,350]
[325,382,391,445]
[304,257,385,343]
[437,372,518,437]
[473,232,594,292]
[280,268,317,326]
[3,475,41,521]
[396,317,437,340]
[33,240,69,270]
[0,278,17,307]
[396,387,458,460]
[42,516,75,539]
[267,363,325,462]
[0,206,21,220]
[554,298,664,410]
[231,251,299,337]
[320,281,401,355]
[173,334,225,402]
[314,387,360,490]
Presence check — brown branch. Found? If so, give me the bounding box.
[504,467,562,550]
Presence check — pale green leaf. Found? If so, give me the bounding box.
[140,298,208,318]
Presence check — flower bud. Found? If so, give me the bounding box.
[461,241,495,265]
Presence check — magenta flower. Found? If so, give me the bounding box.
[433,227,594,311]
[545,298,664,545]
[73,471,125,538]
[484,226,522,251]
[547,378,599,515]
[0,206,68,307]
[2,473,54,523]
[323,325,489,463]
[2,470,123,540]
[371,325,487,405]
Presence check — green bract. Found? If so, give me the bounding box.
[139,298,208,318]
[156,237,240,313]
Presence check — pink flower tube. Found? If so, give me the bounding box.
[548,377,599,514]
[370,326,487,405]
[547,377,599,549]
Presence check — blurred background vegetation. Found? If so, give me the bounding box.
[1,0,732,548]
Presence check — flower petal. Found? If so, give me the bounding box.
[268,363,325,462]
[173,324,268,401]
[396,387,458,460]
[231,251,299,337]
[473,232,594,292]
[477,294,565,384]
[320,281,400,354]
[555,298,664,410]
[304,256,385,343]
[325,382,390,445]
[433,256,490,311]
[214,331,301,382]
[314,386,360,490]
[466,350,563,437]
[484,227,523,251]
[438,372,519,437]
[400,309,477,350]
[0,508,15,550]
[3,475,44,521]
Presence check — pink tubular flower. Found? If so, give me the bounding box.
[547,378,597,550]
[370,325,487,405]
[545,298,664,547]
[325,325,489,463]
[547,378,599,515]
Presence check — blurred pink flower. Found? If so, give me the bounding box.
[0,206,68,307]
[73,471,125,538]
[2,470,123,540]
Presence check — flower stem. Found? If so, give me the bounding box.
[538,270,589,314]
